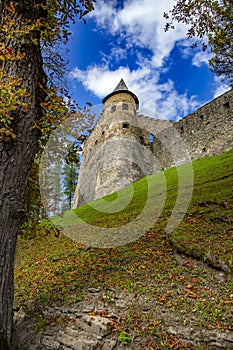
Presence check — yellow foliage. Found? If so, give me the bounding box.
[5,2,15,14]
[0,0,96,142]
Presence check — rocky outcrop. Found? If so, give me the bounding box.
[12,285,233,349]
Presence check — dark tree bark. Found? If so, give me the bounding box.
[0,1,46,348]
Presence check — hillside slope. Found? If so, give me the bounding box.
[14,150,233,349]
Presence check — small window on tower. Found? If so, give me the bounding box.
[122,122,129,129]
[140,136,144,144]
[111,105,116,113]
[223,101,230,108]
[122,103,128,110]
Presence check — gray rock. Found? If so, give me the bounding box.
[102,339,117,350]
[42,335,60,349]
[75,315,112,337]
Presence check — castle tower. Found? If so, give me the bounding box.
[72,79,157,208]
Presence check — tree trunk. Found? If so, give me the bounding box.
[0,1,46,348]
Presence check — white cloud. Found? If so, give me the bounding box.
[176,39,213,68]
[109,47,128,62]
[212,76,231,98]
[88,0,187,68]
[192,51,213,67]
[70,64,201,121]
[70,65,142,98]
[70,0,225,122]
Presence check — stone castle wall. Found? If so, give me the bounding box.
[73,97,159,208]
[152,89,233,169]
[73,88,233,208]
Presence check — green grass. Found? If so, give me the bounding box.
[15,150,233,348]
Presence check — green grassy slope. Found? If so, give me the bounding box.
[53,148,233,267]
[15,150,233,347]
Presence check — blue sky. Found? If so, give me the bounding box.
[66,0,230,121]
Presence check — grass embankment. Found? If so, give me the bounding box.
[15,150,233,347]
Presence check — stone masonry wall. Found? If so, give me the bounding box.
[73,88,233,208]
[72,97,159,208]
[151,89,233,169]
